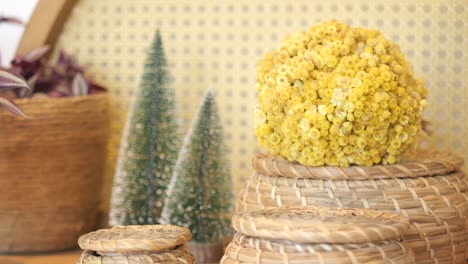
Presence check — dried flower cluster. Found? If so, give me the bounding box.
[255,21,427,166]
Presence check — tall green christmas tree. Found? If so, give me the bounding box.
[110,31,179,225]
[161,90,233,260]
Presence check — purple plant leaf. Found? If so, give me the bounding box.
[0,16,23,25]
[57,51,68,65]
[7,48,107,98]
[89,83,107,94]
[10,59,29,70]
[0,95,26,117]
[87,77,107,94]
[47,90,68,97]
[0,70,30,92]
[72,73,88,96]
[53,79,72,96]
[27,71,41,88]
[23,71,42,96]
[57,51,75,71]
[51,61,68,77]
[22,46,50,63]
[10,55,43,81]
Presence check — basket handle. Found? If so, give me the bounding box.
[15,0,78,56]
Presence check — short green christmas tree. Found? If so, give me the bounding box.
[110,31,179,225]
[161,90,234,244]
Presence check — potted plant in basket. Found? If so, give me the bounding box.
[0,15,109,253]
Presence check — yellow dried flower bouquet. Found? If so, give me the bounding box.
[255,20,427,167]
[242,20,468,263]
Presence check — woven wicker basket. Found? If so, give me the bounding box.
[221,206,414,264]
[0,94,109,253]
[237,150,468,264]
[78,225,195,264]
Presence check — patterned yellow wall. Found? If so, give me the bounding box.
[53,0,467,215]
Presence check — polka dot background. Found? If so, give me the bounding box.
[53,0,467,216]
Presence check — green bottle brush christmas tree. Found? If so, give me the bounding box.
[161,90,234,263]
[110,31,179,225]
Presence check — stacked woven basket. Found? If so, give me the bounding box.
[77,225,195,264]
[222,206,414,263]
[237,150,468,263]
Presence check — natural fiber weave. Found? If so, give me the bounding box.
[78,225,192,254]
[232,233,405,254]
[0,94,109,253]
[223,207,414,264]
[222,236,414,264]
[253,150,463,180]
[78,245,195,264]
[220,254,413,264]
[232,206,410,244]
[238,171,468,217]
[238,153,468,263]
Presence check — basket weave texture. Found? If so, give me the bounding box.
[0,94,109,253]
[78,225,195,264]
[232,207,410,244]
[237,150,468,264]
[78,225,192,254]
[78,246,195,264]
[222,206,414,264]
[253,150,463,180]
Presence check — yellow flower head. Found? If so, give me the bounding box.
[255,20,427,167]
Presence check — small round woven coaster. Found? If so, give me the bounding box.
[78,225,192,254]
[253,150,464,180]
[232,206,410,244]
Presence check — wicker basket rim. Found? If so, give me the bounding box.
[231,233,402,251]
[78,225,192,253]
[253,149,463,180]
[224,237,413,264]
[13,92,107,105]
[232,206,410,244]
[222,247,413,264]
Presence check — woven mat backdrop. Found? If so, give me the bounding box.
[52,0,467,216]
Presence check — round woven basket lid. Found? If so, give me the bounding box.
[232,206,410,244]
[78,225,192,254]
[253,149,464,180]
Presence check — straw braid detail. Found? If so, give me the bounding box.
[232,207,410,244]
[223,233,414,264]
[78,245,195,264]
[253,151,463,180]
[78,225,191,254]
[238,159,468,263]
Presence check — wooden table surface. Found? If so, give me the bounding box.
[0,250,81,264]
